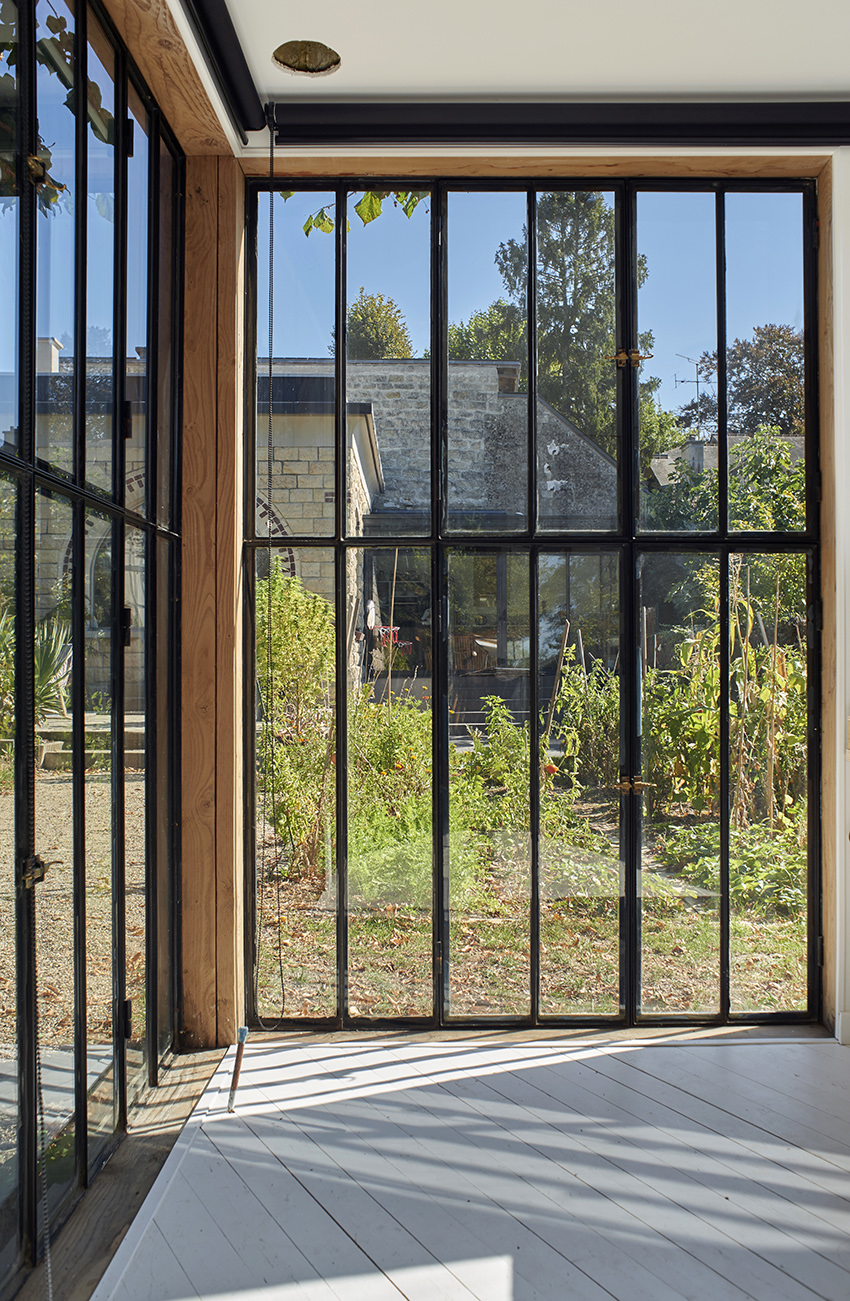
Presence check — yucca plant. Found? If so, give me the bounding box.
[33,618,71,723]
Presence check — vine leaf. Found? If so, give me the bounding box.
[354,191,383,225]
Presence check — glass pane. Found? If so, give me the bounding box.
[639,552,720,1015]
[347,547,432,1018]
[85,15,116,496]
[446,549,530,1017]
[726,193,805,533]
[0,1,18,458]
[35,0,76,475]
[125,90,149,511]
[447,192,528,532]
[729,553,807,1010]
[257,192,336,539]
[155,537,173,1059]
[254,547,336,1019]
[155,140,176,528]
[84,513,115,1167]
[347,190,431,538]
[538,553,621,1016]
[537,190,617,532]
[0,475,17,1278]
[125,526,147,1099]
[637,192,718,531]
[34,490,77,1218]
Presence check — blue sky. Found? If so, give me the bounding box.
[257,187,804,417]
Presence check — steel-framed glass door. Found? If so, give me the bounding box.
[247,177,819,1030]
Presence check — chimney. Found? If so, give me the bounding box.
[36,337,63,373]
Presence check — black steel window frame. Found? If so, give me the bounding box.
[2,0,185,1283]
[244,176,821,1033]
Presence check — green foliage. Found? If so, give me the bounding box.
[677,324,804,438]
[0,606,69,736]
[658,821,806,916]
[342,287,413,360]
[645,424,806,533]
[448,299,526,371]
[283,189,428,237]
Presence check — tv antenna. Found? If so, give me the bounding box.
[674,353,707,437]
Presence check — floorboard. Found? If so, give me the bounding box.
[90,1035,850,1301]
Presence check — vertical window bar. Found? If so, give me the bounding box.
[145,107,161,524]
[170,149,186,537]
[719,548,730,1019]
[113,54,129,509]
[716,191,728,537]
[430,187,443,1021]
[527,190,537,536]
[113,518,127,1129]
[806,549,822,1018]
[530,549,540,1022]
[334,189,348,1024]
[803,183,820,539]
[73,1,87,487]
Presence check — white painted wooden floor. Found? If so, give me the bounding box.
[91,1034,850,1301]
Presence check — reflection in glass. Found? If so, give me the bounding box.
[726,193,805,533]
[0,0,18,459]
[639,552,720,1014]
[447,192,528,531]
[84,514,115,1167]
[124,527,147,1100]
[538,553,621,1016]
[125,91,149,511]
[347,190,431,537]
[254,548,336,1018]
[537,191,618,532]
[638,192,717,531]
[85,17,116,495]
[0,476,16,1277]
[256,192,336,539]
[447,550,530,1016]
[34,490,77,1218]
[729,553,807,1010]
[347,548,432,1017]
[155,141,176,527]
[35,0,76,475]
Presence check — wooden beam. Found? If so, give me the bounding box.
[240,153,832,180]
[215,156,246,1045]
[99,0,230,155]
[181,155,219,1047]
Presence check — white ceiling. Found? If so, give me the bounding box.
[224,0,850,103]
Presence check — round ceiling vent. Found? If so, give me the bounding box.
[272,40,341,76]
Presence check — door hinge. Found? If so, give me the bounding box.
[20,853,59,890]
[126,118,135,158]
[122,399,133,440]
[121,606,132,647]
[123,998,133,1039]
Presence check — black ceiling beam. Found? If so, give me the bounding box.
[179,0,265,140]
[271,100,850,146]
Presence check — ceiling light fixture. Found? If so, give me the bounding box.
[272,40,341,76]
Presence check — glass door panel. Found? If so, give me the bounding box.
[84,514,115,1168]
[85,15,116,497]
[346,548,433,1018]
[538,552,622,1016]
[34,490,77,1219]
[0,476,16,1278]
[124,526,147,1099]
[254,548,337,1020]
[124,90,149,511]
[639,552,721,1014]
[446,549,531,1017]
[729,552,808,1011]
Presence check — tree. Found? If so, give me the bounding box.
[448,298,524,367]
[677,323,804,438]
[339,288,413,360]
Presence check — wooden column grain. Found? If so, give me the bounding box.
[98,0,229,155]
[818,160,836,1029]
[181,156,219,1046]
[215,156,246,1044]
